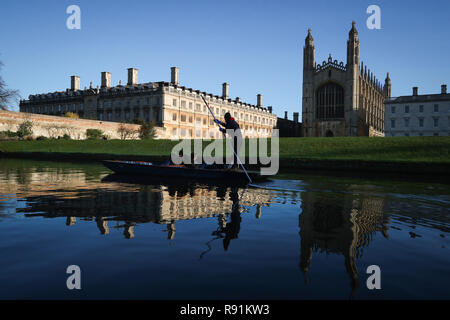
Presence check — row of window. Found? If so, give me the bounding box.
[24,103,84,113]
[100,97,161,108]
[391,104,444,114]
[170,127,272,138]
[171,112,270,131]
[171,99,274,125]
[25,98,163,113]
[390,117,446,128]
[390,132,448,137]
[171,111,273,126]
[98,108,160,122]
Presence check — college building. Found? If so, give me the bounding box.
[302,22,389,137]
[384,85,449,136]
[19,67,278,139]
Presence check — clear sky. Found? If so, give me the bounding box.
[1,0,449,119]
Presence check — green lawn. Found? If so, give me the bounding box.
[0,137,449,163]
[277,136,450,163]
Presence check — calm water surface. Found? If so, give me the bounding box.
[0,158,449,299]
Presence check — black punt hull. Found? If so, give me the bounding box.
[102,160,259,184]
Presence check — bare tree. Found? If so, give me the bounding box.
[0,60,20,110]
[117,123,139,140]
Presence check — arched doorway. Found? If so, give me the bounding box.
[325,130,334,137]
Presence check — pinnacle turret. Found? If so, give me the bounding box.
[305,28,314,47]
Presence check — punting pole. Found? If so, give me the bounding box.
[200,95,252,184]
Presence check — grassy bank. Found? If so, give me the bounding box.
[0,137,449,163]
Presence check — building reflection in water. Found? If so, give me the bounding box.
[8,172,275,243]
[299,192,390,298]
[1,165,397,297]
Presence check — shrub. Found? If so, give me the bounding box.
[16,120,33,138]
[139,121,156,140]
[0,130,17,137]
[62,134,71,140]
[85,128,104,140]
[36,136,48,140]
[65,112,79,119]
[0,131,13,140]
[133,118,145,125]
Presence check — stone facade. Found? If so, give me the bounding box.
[385,85,450,136]
[302,22,387,137]
[276,111,302,137]
[19,67,278,139]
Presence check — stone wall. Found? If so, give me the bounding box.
[0,110,165,139]
[313,120,346,137]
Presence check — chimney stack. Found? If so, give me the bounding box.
[171,67,179,85]
[222,83,229,99]
[128,68,138,86]
[413,87,418,96]
[236,97,241,103]
[268,106,272,113]
[293,112,299,123]
[442,84,447,94]
[257,94,263,107]
[284,111,288,119]
[101,72,111,88]
[71,76,80,91]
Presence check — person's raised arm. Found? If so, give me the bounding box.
[214,119,226,127]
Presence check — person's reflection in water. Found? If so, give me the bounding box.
[255,205,262,219]
[218,214,227,229]
[167,220,176,240]
[96,217,110,235]
[123,222,136,239]
[216,185,227,201]
[167,183,190,198]
[344,251,359,299]
[222,187,242,251]
[66,216,76,226]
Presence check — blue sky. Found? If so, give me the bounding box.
[1,0,449,119]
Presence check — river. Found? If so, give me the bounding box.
[0,158,448,299]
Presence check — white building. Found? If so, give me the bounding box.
[20,67,278,139]
[385,85,450,136]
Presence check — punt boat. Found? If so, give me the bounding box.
[102,160,264,184]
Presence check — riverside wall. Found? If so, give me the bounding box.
[0,110,164,139]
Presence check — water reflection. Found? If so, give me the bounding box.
[5,170,274,241]
[299,192,389,298]
[0,159,449,299]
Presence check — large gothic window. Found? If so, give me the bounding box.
[316,83,344,120]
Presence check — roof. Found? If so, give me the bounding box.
[22,81,272,112]
[386,93,450,104]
